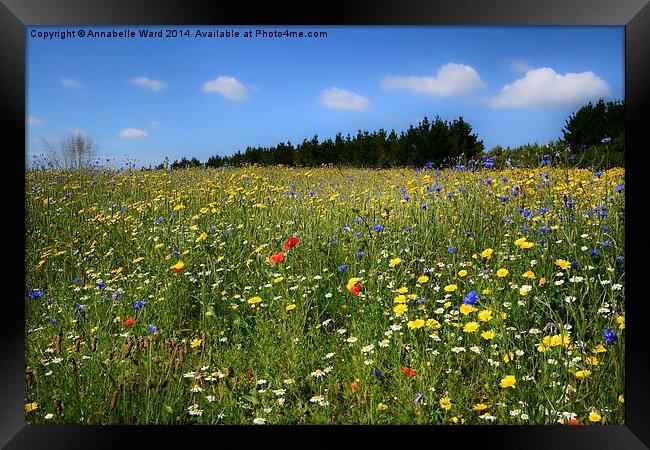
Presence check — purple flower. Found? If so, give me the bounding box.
[338,265,348,273]
[602,328,617,345]
[462,290,478,305]
[372,225,384,232]
[147,325,158,333]
[28,290,44,299]
[96,281,106,290]
[373,369,382,378]
[133,300,146,310]
[447,247,457,253]
[75,305,85,312]
[356,251,365,258]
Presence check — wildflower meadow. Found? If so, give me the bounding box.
[25,164,625,425]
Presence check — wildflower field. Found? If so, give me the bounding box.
[25,166,625,425]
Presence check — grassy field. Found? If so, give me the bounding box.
[24,165,625,425]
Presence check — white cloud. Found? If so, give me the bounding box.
[507,58,533,73]
[118,128,148,138]
[130,76,167,91]
[27,116,44,126]
[61,78,82,88]
[202,76,247,100]
[381,63,485,97]
[320,87,370,111]
[149,121,162,129]
[488,67,611,108]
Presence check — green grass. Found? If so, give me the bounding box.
[24,166,625,425]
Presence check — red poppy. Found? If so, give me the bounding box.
[565,418,582,425]
[284,236,299,250]
[401,367,417,377]
[350,381,359,389]
[124,317,136,327]
[269,252,285,264]
[348,283,363,296]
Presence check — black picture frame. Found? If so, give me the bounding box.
[4,0,649,448]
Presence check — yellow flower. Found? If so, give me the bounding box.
[472,403,489,412]
[500,375,517,389]
[463,322,479,333]
[555,259,571,270]
[195,232,208,243]
[575,370,591,380]
[478,309,493,322]
[173,204,185,211]
[496,268,509,277]
[247,296,262,305]
[286,304,296,312]
[503,352,514,363]
[377,403,389,412]
[616,315,625,330]
[389,257,402,267]
[618,394,625,404]
[132,256,144,263]
[514,237,527,247]
[588,411,602,422]
[397,286,409,294]
[190,338,202,349]
[170,260,185,271]
[426,318,441,329]
[585,356,599,366]
[113,316,122,323]
[417,275,430,284]
[407,319,426,330]
[482,288,491,295]
[393,304,408,316]
[480,248,494,259]
[346,278,360,290]
[274,276,284,283]
[458,270,468,277]
[444,284,458,293]
[459,304,478,315]
[481,330,496,340]
[393,295,407,304]
[519,241,534,249]
[538,277,546,286]
[522,270,536,279]
[592,344,607,354]
[439,396,452,411]
[25,402,38,413]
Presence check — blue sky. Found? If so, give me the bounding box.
[26,26,624,167]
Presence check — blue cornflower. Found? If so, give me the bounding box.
[462,290,478,305]
[500,195,509,202]
[601,136,612,144]
[133,300,146,310]
[403,194,411,201]
[338,265,348,273]
[28,290,44,299]
[601,241,612,248]
[416,297,426,304]
[571,261,579,269]
[172,250,181,256]
[372,225,384,232]
[356,251,365,258]
[49,318,57,325]
[421,203,428,210]
[147,325,158,333]
[591,249,600,257]
[615,184,624,193]
[96,281,106,290]
[373,369,382,378]
[341,226,351,233]
[354,232,362,238]
[155,216,164,224]
[602,328,617,345]
[446,193,454,199]
[447,247,457,253]
[405,226,413,232]
[466,231,473,237]
[73,277,82,283]
[75,305,85,312]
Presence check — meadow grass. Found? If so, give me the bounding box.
[24,165,625,425]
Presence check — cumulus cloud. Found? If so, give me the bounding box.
[130,76,167,91]
[320,87,370,111]
[381,63,485,97]
[202,76,247,100]
[27,116,44,126]
[119,128,148,138]
[488,67,611,108]
[61,78,82,88]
